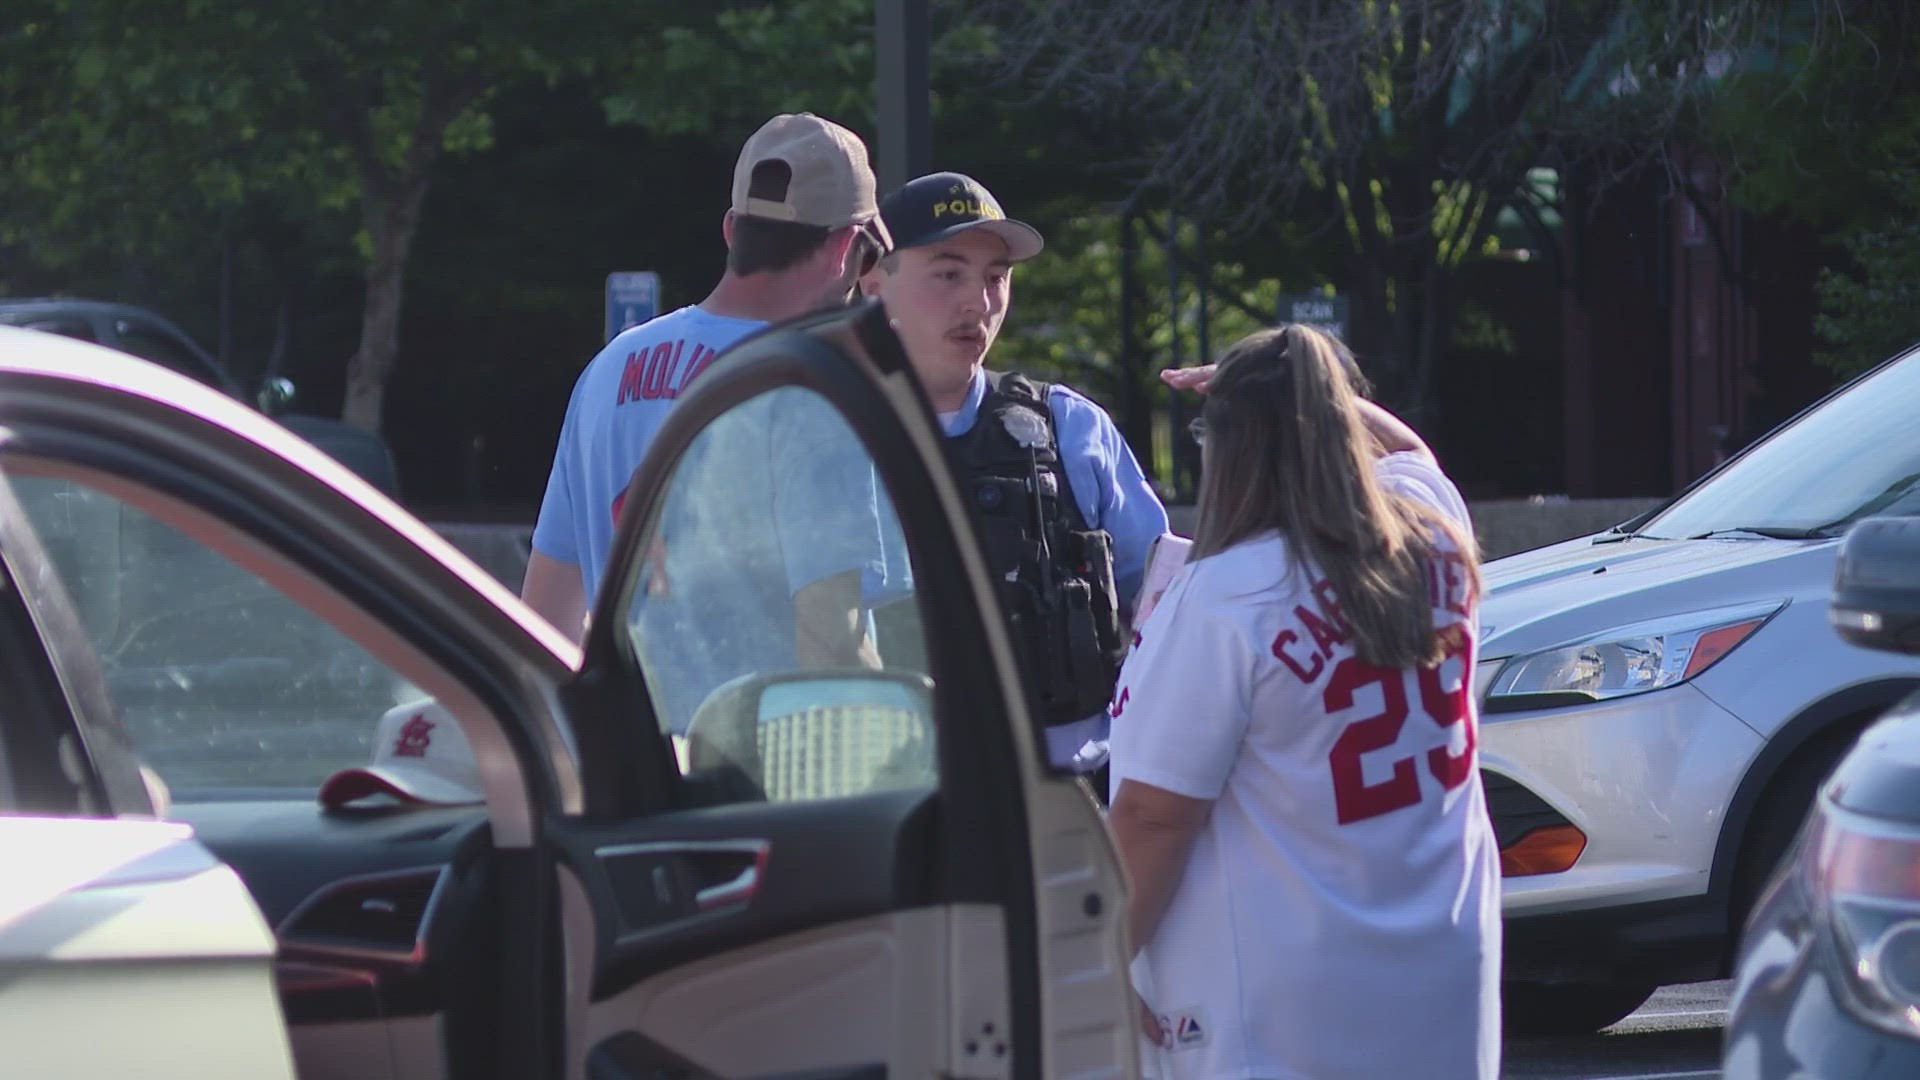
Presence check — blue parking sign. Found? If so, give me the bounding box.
[606,271,661,342]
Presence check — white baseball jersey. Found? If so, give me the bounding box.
[1109,452,1500,1080]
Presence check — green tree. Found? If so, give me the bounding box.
[968,0,1774,420]
[2,0,678,432]
[1708,3,1920,377]
[1814,173,1920,376]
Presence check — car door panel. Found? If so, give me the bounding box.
[552,789,940,994]
[583,907,959,1080]
[552,301,1134,1080]
[587,1031,889,1080]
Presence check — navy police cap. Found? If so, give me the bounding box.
[878,172,1044,263]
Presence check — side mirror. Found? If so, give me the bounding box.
[256,376,297,415]
[683,669,936,802]
[1832,517,1920,655]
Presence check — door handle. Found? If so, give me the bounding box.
[694,862,761,911]
[686,840,769,912]
[593,838,771,926]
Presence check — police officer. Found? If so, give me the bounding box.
[860,172,1169,774]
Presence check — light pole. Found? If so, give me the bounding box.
[875,0,930,194]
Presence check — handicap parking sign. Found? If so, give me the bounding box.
[606,271,661,342]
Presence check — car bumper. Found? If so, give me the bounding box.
[1482,683,1763,914]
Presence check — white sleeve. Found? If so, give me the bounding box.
[1375,451,1473,531]
[1107,578,1254,801]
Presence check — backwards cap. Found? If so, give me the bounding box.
[732,113,894,254]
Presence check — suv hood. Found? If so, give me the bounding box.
[1479,533,1837,660]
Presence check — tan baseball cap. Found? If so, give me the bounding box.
[732,113,894,252]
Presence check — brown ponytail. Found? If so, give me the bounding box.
[1191,325,1479,667]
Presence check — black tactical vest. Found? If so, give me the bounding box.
[947,372,1127,727]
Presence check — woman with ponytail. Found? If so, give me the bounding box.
[1108,325,1499,1080]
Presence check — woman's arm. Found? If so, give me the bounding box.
[1354,399,1436,462]
[1109,779,1212,953]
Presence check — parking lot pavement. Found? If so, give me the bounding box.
[1504,982,1728,1079]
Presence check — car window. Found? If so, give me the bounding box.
[23,318,100,343]
[112,317,226,388]
[1641,350,1920,539]
[617,386,935,805]
[8,475,425,798]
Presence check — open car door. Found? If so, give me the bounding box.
[546,299,1137,1080]
[0,448,298,1080]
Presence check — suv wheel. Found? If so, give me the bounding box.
[1502,980,1658,1037]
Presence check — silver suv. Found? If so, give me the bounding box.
[1477,345,1920,1035]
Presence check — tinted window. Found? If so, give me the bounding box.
[618,386,935,804]
[24,318,100,343]
[1641,351,1920,539]
[9,476,424,797]
[112,317,225,388]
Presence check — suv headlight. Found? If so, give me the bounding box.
[1480,601,1784,713]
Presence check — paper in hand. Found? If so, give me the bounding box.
[1132,532,1192,633]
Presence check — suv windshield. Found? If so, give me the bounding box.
[1639,349,1920,540]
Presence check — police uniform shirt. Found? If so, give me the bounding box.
[1109,452,1501,1080]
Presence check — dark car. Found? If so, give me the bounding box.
[1725,516,1920,1078]
[0,298,399,496]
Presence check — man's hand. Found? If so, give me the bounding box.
[793,569,881,669]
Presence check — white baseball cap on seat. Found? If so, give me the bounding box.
[319,699,484,809]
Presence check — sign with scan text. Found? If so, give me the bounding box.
[1279,294,1350,343]
[605,271,662,343]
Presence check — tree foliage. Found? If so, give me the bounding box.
[1708,3,1920,376]
[3,0,672,430]
[965,0,1775,417]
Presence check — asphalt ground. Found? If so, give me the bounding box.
[1504,981,1729,1079]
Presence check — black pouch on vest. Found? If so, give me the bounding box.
[1067,528,1124,656]
[1053,577,1121,722]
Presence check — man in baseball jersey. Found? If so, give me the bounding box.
[523,113,893,728]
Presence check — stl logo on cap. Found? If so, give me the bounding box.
[318,698,485,810]
[392,713,436,758]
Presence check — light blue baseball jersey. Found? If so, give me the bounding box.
[533,307,887,733]
[533,305,767,599]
